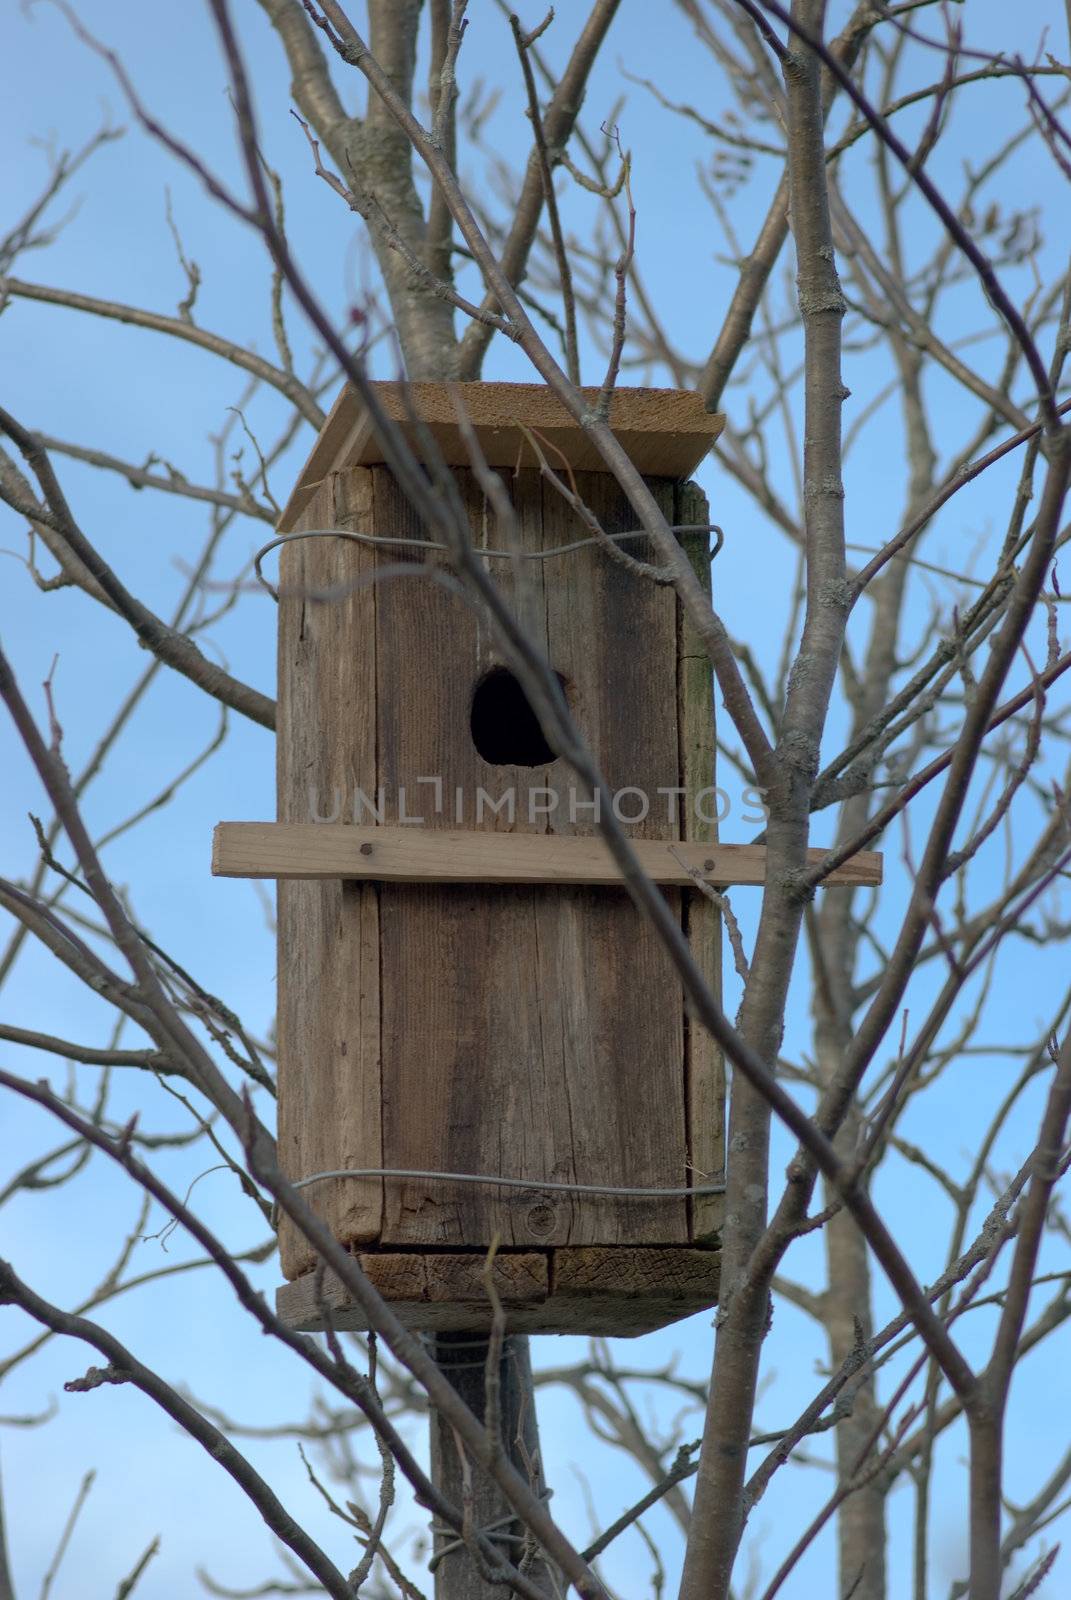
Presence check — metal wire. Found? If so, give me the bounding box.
[272,1166,725,1228]
[429,1494,554,1574]
[422,1331,524,1357]
[253,522,723,600]
[290,1167,726,1200]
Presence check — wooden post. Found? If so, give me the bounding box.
[429,1334,553,1599]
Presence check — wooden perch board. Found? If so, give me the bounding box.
[213,822,882,888]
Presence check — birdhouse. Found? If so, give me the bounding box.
[213,382,881,1337]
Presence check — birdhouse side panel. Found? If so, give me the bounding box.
[276,470,383,1279]
[676,480,726,1242]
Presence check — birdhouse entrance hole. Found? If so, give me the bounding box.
[469,665,565,768]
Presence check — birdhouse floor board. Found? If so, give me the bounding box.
[275,1246,721,1337]
[213,822,883,889]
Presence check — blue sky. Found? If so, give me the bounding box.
[2,2,1070,1596]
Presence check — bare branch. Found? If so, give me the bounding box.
[0,277,324,428]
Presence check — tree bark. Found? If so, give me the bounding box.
[680,5,850,1592]
[820,1119,887,1600]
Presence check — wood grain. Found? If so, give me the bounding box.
[276,382,726,531]
[371,465,569,1249]
[214,822,884,888]
[275,1246,721,1336]
[532,471,687,1245]
[677,481,726,1241]
[275,471,383,1279]
[370,469,692,1249]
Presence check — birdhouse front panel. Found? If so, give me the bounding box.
[375,468,687,1252]
[275,460,717,1280]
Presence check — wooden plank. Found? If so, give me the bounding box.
[276,1251,549,1332]
[275,1247,720,1336]
[677,481,726,1242]
[538,472,688,1247]
[276,382,726,531]
[367,467,692,1249]
[275,470,383,1279]
[552,1243,721,1327]
[214,822,884,889]
[372,466,573,1249]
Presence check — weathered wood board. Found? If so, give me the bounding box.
[275,471,384,1274]
[371,469,687,1251]
[277,382,726,532]
[214,823,882,887]
[678,484,725,1240]
[276,1246,721,1337]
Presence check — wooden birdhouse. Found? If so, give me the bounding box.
[213,382,880,1337]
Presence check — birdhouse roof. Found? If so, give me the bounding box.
[276,381,725,532]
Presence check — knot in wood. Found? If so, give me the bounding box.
[524,1198,558,1238]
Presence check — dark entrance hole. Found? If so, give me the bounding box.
[470,666,566,767]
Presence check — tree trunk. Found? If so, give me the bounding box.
[821,1116,888,1600]
[813,926,889,1600]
